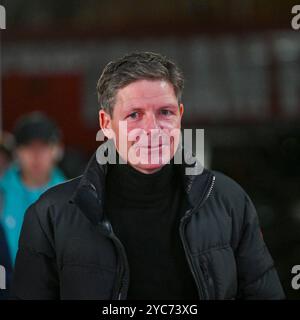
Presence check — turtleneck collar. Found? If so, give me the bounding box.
[105,152,177,207]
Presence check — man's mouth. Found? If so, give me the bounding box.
[135,143,165,149]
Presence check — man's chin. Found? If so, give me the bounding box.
[128,161,166,174]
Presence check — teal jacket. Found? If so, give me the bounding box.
[0,163,65,266]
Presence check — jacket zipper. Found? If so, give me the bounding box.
[179,214,205,299]
[111,234,129,300]
[102,221,129,300]
[179,174,215,300]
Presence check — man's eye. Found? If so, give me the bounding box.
[127,112,139,119]
[160,109,172,116]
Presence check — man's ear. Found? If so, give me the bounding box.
[179,103,184,118]
[99,109,115,139]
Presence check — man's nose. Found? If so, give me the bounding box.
[144,113,159,133]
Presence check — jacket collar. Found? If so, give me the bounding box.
[70,140,214,226]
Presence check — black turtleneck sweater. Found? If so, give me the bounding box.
[104,160,199,300]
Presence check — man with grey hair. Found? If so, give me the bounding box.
[11,51,285,300]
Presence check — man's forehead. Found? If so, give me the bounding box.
[115,79,178,109]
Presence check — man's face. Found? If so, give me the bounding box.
[99,79,184,174]
[16,140,59,182]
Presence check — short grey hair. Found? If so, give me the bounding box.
[96,51,184,117]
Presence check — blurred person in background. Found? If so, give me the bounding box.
[0,132,14,177]
[0,112,66,267]
[0,134,14,300]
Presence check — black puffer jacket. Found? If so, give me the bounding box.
[11,144,285,300]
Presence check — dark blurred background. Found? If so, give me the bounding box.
[0,0,299,299]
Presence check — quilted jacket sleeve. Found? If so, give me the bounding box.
[235,194,285,299]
